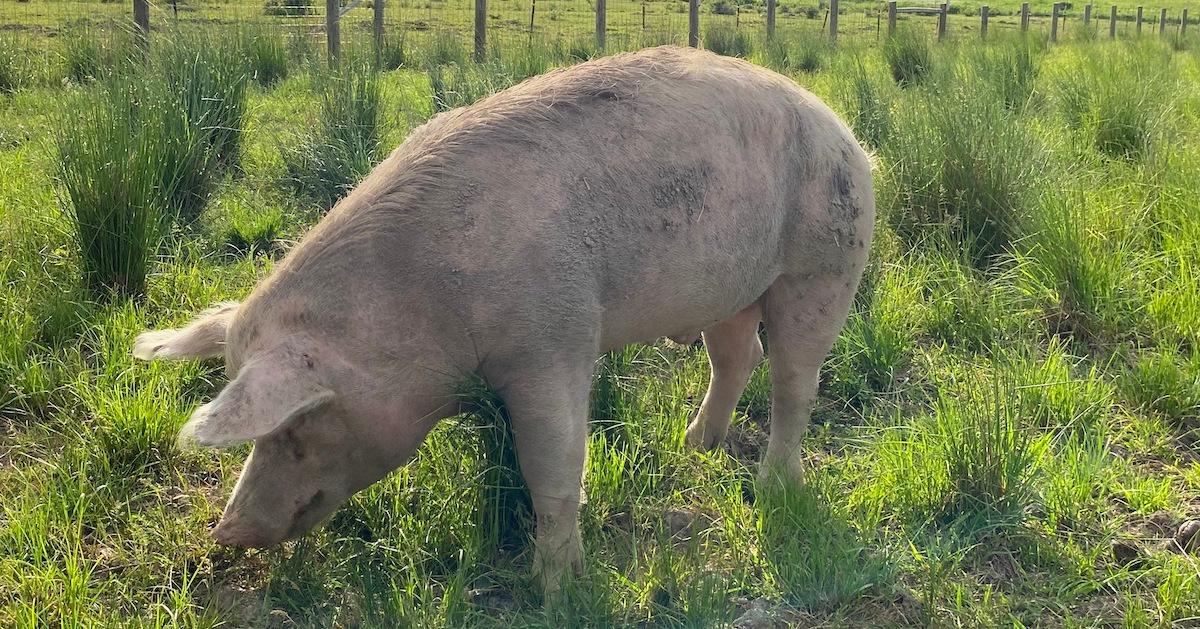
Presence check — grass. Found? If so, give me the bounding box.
[703,23,754,58]
[2,20,1200,629]
[0,34,22,94]
[158,34,250,179]
[1051,43,1177,160]
[883,26,935,87]
[882,75,1049,266]
[59,26,128,84]
[240,26,290,87]
[283,60,386,208]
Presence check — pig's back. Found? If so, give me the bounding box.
[278,46,871,354]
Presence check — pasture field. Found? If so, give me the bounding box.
[2,9,1200,628]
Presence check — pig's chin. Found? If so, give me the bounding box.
[211,517,288,548]
[211,489,344,548]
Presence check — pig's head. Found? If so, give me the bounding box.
[133,303,440,547]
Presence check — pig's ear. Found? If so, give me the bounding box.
[177,356,334,448]
[133,302,239,361]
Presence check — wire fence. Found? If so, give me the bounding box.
[1,0,1195,65]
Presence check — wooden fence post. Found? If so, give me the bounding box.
[1051,2,1060,40]
[689,0,699,47]
[1083,3,1092,27]
[596,0,606,49]
[830,0,840,41]
[1020,2,1030,30]
[1182,8,1190,38]
[981,5,989,37]
[887,0,897,35]
[1136,5,1143,34]
[1110,4,1118,37]
[374,0,384,66]
[767,0,777,36]
[133,0,150,49]
[1158,7,1167,34]
[937,2,947,40]
[474,0,486,61]
[326,0,339,63]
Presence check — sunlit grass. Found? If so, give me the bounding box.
[2,25,1200,628]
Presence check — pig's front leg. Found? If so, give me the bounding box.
[494,354,594,598]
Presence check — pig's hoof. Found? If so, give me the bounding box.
[757,457,806,490]
[685,419,727,451]
[534,536,584,600]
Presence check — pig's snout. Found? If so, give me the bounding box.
[211,515,287,548]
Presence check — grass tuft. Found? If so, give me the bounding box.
[428,62,516,113]
[240,26,289,86]
[884,82,1048,266]
[836,61,893,150]
[704,23,753,59]
[56,79,200,297]
[284,61,386,208]
[1052,43,1175,160]
[0,34,23,93]
[883,27,934,87]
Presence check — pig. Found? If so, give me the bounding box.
[133,45,875,595]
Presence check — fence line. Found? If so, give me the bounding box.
[45,0,1200,61]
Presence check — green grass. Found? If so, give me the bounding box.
[883,26,935,87]
[2,19,1200,629]
[0,34,23,94]
[240,25,290,87]
[703,23,754,58]
[283,60,387,208]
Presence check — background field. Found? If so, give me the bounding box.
[2,1,1200,627]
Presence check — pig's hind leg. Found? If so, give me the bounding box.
[759,272,858,488]
[685,301,764,450]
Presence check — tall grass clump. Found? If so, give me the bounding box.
[56,80,203,297]
[379,30,410,70]
[790,31,831,72]
[240,26,289,86]
[428,63,516,113]
[157,34,250,178]
[455,377,534,559]
[932,385,1043,523]
[55,35,249,296]
[285,62,386,207]
[863,382,1044,529]
[836,62,893,149]
[0,34,22,93]
[704,23,753,58]
[883,27,934,87]
[551,35,597,63]
[924,253,1031,353]
[421,29,469,68]
[884,84,1048,266]
[828,259,924,400]
[60,27,125,83]
[491,40,554,82]
[1017,193,1129,340]
[970,35,1042,111]
[762,31,829,73]
[1121,351,1200,424]
[1051,44,1174,160]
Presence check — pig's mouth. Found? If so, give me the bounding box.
[285,489,327,539]
[211,490,328,548]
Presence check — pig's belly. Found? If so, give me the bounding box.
[594,249,779,352]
